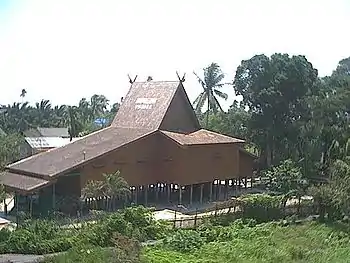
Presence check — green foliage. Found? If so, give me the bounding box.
[239,194,283,222]
[264,159,306,194]
[163,230,204,253]
[0,133,23,169]
[144,222,350,263]
[193,63,228,127]
[0,206,165,255]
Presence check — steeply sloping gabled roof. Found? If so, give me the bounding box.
[112,81,181,130]
[8,127,154,178]
[160,129,244,146]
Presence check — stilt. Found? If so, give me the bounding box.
[179,185,182,205]
[155,183,159,202]
[145,185,148,206]
[52,184,56,210]
[167,184,171,203]
[30,196,33,218]
[200,184,204,204]
[189,184,193,205]
[209,182,213,202]
[135,186,138,205]
[244,177,248,189]
[225,180,229,200]
[218,181,222,201]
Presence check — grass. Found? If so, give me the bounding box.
[142,221,350,263]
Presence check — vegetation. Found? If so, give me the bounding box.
[82,171,131,210]
[144,221,350,263]
[193,63,229,127]
[0,54,350,262]
[0,206,166,255]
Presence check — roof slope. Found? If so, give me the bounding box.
[8,127,153,177]
[0,172,50,192]
[160,129,244,145]
[112,81,180,130]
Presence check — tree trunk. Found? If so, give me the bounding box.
[206,96,210,128]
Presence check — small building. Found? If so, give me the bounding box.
[20,128,77,158]
[0,80,256,216]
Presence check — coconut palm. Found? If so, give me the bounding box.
[102,171,131,210]
[193,63,228,128]
[20,89,27,98]
[81,180,105,209]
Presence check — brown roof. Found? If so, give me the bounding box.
[160,129,244,146]
[0,172,50,192]
[8,127,154,177]
[112,81,180,130]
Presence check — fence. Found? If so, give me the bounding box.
[168,198,317,229]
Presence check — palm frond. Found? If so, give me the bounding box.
[213,89,228,100]
[193,71,206,90]
[193,92,207,113]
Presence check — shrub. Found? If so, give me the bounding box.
[239,194,283,222]
[163,230,204,253]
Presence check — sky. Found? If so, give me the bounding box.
[0,0,349,110]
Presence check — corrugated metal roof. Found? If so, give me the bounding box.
[37,127,69,138]
[160,129,245,145]
[0,172,50,192]
[25,137,79,149]
[24,127,69,138]
[112,81,180,130]
[8,127,154,177]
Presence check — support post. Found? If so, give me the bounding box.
[30,197,33,218]
[209,182,213,202]
[218,181,222,201]
[155,183,159,202]
[52,184,56,211]
[167,184,171,203]
[135,186,138,205]
[179,185,182,205]
[200,184,204,204]
[145,185,148,206]
[244,177,248,189]
[189,184,193,206]
[225,180,229,200]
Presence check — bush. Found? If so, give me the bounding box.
[163,230,204,252]
[240,194,283,222]
[0,205,165,255]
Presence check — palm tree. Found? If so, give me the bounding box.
[34,99,52,127]
[66,106,83,141]
[102,171,131,211]
[193,63,228,128]
[20,89,27,98]
[81,180,105,210]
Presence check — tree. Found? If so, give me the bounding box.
[234,54,318,168]
[193,63,228,128]
[333,56,350,76]
[0,133,23,169]
[81,180,105,209]
[102,171,131,210]
[264,159,307,211]
[20,89,27,98]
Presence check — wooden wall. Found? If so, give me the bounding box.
[79,132,254,190]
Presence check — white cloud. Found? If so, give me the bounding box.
[0,0,349,109]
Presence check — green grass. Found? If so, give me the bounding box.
[143,221,350,263]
